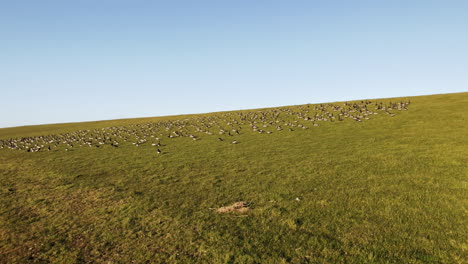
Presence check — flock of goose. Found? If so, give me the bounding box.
[0,101,410,153]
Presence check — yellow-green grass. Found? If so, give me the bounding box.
[0,92,467,263]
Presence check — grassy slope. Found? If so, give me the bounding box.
[0,93,467,263]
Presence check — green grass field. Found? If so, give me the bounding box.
[1,92,467,263]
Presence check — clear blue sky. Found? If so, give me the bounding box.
[1,1,467,128]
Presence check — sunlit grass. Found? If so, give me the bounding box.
[0,92,467,263]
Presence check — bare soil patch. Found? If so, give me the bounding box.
[216,202,249,214]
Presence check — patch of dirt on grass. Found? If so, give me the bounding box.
[216,202,249,214]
